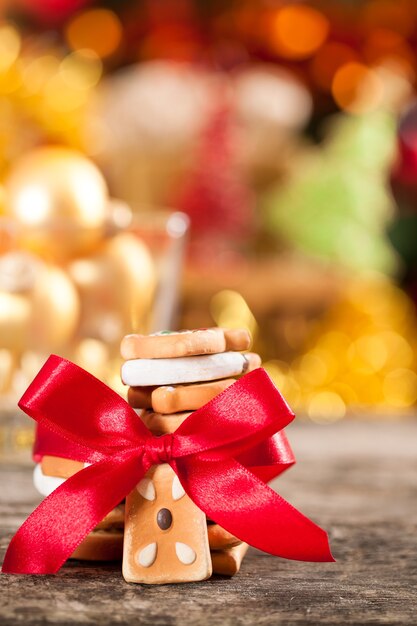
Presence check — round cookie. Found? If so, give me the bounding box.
[121,329,226,360]
[129,379,236,414]
[121,352,250,387]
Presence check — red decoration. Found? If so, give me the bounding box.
[2,356,333,575]
[15,0,92,24]
[175,102,254,244]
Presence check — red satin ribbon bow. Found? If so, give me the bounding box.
[2,355,333,575]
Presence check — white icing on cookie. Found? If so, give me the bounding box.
[175,542,196,565]
[121,352,247,387]
[137,543,157,567]
[137,478,156,501]
[172,474,185,501]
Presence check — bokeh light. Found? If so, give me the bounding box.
[210,290,258,341]
[0,24,21,73]
[361,0,415,37]
[270,5,329,60]
[332,62,383,114]
[311,42,360,92]
[65,9,123,59]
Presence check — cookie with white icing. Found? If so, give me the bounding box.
[121,352,250,387]
[123,463,212,584]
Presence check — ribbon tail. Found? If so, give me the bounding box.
[173,456,334,563]
[2,452,148,575]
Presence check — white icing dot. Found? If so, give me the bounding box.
[175,542,196,565]
[137,543,157,567]
[172,474,186,501]
[137,477,156,501]
[164,386,175,393]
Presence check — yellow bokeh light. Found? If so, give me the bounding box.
[65,9,123,59]
[332,62,383,114]
[59,50,102,91]
[22,55,60,95]
[0,64,22,94]
[0,24,21,73]
[45,73,89,112]
[383,369,417,407]
[347,335,389,374]
[73,338,109,382]
[270,5,329,60]
[297,350,330,387]
[263,360,301,409]
[307,391,346,423]
[378,331,414,369]
[210,290,258,339]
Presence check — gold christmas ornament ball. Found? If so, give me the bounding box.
[0,251,42,293]
[0,349,15,394]
[103,233,156,332]
[28,264,80,351]
[72,338,110,382]
[4,147,109,260]
[68,233,155,342]
[0,291,31,352]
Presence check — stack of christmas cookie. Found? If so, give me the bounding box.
[121,328,261,584]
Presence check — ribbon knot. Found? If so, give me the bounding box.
[144,434,174,465]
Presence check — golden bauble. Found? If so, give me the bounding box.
[72,338,110,382]
[0,251,41,292]
[28,264,80,351]
[0,349,15,395]
[104,233,156,330]
[69,233,155,344]
[0,292,31,352]
[4,147,109,260]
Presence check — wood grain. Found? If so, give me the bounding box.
[1,420,416,625]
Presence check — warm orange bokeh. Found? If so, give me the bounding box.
[311,42,360,92]
[269,4,329,60]
[65,9,123,59]
[331,62,383,114]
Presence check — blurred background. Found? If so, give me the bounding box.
[1,0,417,456]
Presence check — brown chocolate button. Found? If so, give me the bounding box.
[157,508,172,530]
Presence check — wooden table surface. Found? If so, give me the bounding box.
[0,420,416,625]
